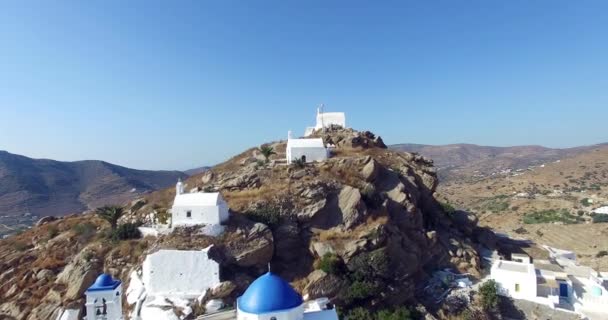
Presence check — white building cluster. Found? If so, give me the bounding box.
[490,248,608,317]
[285,107,346,165]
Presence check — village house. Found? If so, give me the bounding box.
[491,248,608,316]
[592,206,608,215]
[286,131,328,165]
[171,179,229,227]
[491,259,537,300]
[304,107,346,137]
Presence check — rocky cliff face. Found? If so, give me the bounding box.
[0,129,490,319]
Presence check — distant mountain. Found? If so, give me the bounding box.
[390,143,607,181]
[184,166,211,176]
[0,151,187,221]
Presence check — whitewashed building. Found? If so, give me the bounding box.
[85,274,123,320]
[237,272,338,320]
[171,179,229,226]
[286,131,328,165]
[593,206,608,215]
[304,107,346,137]
[491,259,537,300]
[141,248,220,297]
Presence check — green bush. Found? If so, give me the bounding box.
[523,209,581,224]
[596,250,608,258]
[349,248,390,281]
[376,307,413,320]
[593,215,608,223]
[581,198,593,207]
[479,279,498,310]
[440,202,456,214]
[11,241,29,251]
[112,223,142,240]
[318,253,342,275]
[72,222,97,241]
[47,226,59,239]
[346,307,373,320]
[246,203,280,227]
[344,280,378,304]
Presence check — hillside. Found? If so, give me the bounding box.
[0,128,492,320]
[437,145,608,269]
[0,151,186,236]
[390,143,605,182]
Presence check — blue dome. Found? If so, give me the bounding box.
[86,273,121,292]
[237,272,303,314]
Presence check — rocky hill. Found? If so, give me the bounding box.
[390,143,606,182]
[0,129,494,320]
[0,151,186,236]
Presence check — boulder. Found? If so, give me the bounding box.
[297,199,327,221]
[310,242,335,258]
[304,270,345,301]
[26,303,60,320]
[36,269,54,281]
[36,216,57,226]
[360,157,380,182]
[210,281,236,299]
[227,223,274,267]
[55,247,102,300]
[201,171,214,184]
[338,186,367,229]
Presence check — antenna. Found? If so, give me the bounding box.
[320,103,325,133]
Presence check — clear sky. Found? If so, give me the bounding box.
[1,1,607,170]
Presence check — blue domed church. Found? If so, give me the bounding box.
[237,272,338,320]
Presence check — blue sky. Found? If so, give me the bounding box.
[0,1,607,170]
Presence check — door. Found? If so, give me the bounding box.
[559,283,568,297]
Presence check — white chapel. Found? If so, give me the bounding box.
[286,131,328,165]
[304,107,346,137]
[171,179,229,226]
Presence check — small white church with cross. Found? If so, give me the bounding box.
[304,106,346,137]
[171,179,230,227]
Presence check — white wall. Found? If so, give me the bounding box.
[171,205,228,226]
[491,262,537,300]
[287,147,327,164]
[142,248,220,298]
[237,305,304,320]
[85,284,123,320]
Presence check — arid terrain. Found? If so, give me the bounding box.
[435,146,608,270]
[0,151,187,237]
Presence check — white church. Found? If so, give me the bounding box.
[171,179,230,227]
[304,107,346,137]
[84,274,123,320]
[286,131,328,165]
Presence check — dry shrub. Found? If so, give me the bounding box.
[34,255,66,270]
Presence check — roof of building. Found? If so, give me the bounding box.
[494,260,534,273]
[86,274,121,292]
[237,272,303,314]
[173,192,221,207]
[287,138,325,149]
[303,309,339,320]
[593,206,608,214]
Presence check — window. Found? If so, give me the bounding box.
[186,210,192,218]
[515,283,520,292]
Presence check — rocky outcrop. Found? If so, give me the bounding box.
[338,186,368,229]
[55,246,103,301]
[225,222,274,267]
